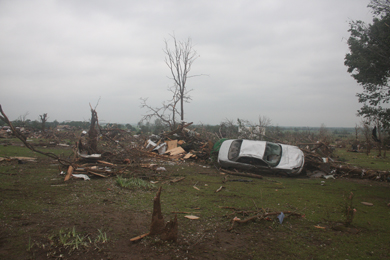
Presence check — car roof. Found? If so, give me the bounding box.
[239,140,266,160]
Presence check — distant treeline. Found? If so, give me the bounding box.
[0,118,355,137]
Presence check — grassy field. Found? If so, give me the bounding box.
[334,148,390,171]
[0,141,390,259]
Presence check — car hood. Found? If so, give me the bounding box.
[277,144,304,170]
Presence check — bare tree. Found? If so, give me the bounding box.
[140,85,180,130]
[374,119,384,157]
[361,120,373,155]
[237,116,271,140]
[354,124,359,141]
[141,34,200,130]
[218,118,238,139]
[258,115,272,129]
[15,112,29,127]
[164,34,199,123]
[318,123,330,142]
[39,113,48,131]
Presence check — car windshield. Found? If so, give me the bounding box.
[262,142,282,167]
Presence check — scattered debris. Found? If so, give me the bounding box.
[0,104,389,184]
[0,156,37,162]
[77,153,102,159]
[323,175,335,179]
[226,208,302,231]
[215,186,224,193]
[72,174,90,181]
[170,177,185,183]
[314,225,326,229]
[184,215,200,220]
[277,212,285,224]
[361,202,374,206]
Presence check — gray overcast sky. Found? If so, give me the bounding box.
[0,0,373,127]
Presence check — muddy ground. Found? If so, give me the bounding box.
[1,151,390,259]
[0,156,283,260]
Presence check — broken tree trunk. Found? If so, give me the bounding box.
[161,214,178,242]
[87,106,99,154]
[150,187,165,235]
[131,186,178,242]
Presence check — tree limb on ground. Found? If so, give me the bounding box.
[0,105,73,166]
[228,210,302,231]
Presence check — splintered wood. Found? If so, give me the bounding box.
[64,166,74,181]
[149,187,165,235]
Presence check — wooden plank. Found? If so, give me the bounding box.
[165,140,178,151]
[97,160,116,166]
[164,146,186,156]
[130,232,150,242]
[88,170,108,178]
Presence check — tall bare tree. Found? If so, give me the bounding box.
[164,34,199,123]
[141,34,200,130]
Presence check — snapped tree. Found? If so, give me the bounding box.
[39,113,48,131]
[141,34,200,131]
[344,0,390,139]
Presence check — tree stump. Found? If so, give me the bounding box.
[150,187,165,235]
[149,187,178,241]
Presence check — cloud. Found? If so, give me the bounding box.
[0,0,373,127]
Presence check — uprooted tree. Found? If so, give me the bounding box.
[141,34,200,131]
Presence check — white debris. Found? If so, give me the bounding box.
[322,175,335,179]
[72,174,90,181]
[146,139,157,150]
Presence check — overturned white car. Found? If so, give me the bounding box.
[218,139,305,176]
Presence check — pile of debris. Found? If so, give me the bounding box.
[299,142,389,182]
[1,104,388,182]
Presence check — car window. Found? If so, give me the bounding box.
[263,142,282,167]
[237,156,268,167]
[228,140,243,160]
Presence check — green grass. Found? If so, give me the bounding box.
[0,144,389,259]
[334,148,390,171]
[116,175,156,190]
[0,140,73,158]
